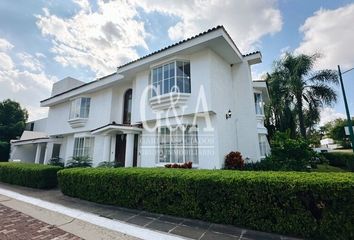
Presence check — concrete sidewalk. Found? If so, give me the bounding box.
[0,183,301,240]
[0,194,138,240]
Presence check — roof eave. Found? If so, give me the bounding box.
[40,73,123,107]
[244,52,262,65]
[117,27,244,74]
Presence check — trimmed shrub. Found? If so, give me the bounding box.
[0,141,10,162]
[58,168,354,239]
[0,162,61,189]
[243,157,280,171]
[224,151,244,169]
[97,161,122,168]
[267,132,315,171]
[48,157,64,168]
[323,152,354,171]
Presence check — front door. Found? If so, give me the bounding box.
[115,134,126,167]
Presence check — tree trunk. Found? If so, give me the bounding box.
[296,94,306,138]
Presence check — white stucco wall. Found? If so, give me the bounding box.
[110,82,133,123]
[46,88,113,136]
[10,144,37,163]
[232,62,261,160]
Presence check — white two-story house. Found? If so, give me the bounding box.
[10,26,270,169]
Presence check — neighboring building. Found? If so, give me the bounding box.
[10,26,270,169]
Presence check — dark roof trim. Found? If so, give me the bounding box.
[117,26,225,70]
[243,51,261,57]
[40,72,117,103]
[90,122,143,132]
[12,137,49,144]
[41,80,97,103]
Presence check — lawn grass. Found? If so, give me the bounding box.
[314,164,347,172]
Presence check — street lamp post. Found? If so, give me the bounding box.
[337,65,354,153]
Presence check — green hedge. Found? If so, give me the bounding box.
[58,168,354,239]
[0,162,62,189]
[323,152,354,171]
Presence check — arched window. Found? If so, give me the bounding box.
[123,89,132,124]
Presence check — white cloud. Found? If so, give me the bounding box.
[36,0,148,77]
[136,0,282,52]
[0,38,14,51]
[296,3,354,70]
[319,107,345,126]
[35,0,282,77]
[17,52,44,72]
[0,52,14,70]
[0,38,57,121]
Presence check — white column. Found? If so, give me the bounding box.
[34,144,42,164]
[110,136,116,162]
[102,135,111,162]
[125,133,134,167]
[44,142,53,164]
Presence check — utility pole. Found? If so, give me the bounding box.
[338,65,354,153]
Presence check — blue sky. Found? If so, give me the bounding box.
[0,0,353,123]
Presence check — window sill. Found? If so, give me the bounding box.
[68,118,88,128]
[149,92,190,111]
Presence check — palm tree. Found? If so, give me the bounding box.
[267,53,338,139]
[266,72,297,138]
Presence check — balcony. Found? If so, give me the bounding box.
[149,92,190,111]
[68,118,88,128]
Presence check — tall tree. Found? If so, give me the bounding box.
[323,118,354,148]
[266,53,339,138]
[0,99,28,161]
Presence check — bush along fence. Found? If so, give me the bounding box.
[58,168,354,239]
[323,152,354,171]
[0,162,62,189]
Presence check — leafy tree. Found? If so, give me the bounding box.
[266,53,338,139]
[323,118,354,148]
[0,99,28,161]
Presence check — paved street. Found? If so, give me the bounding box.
[0,203,81,240]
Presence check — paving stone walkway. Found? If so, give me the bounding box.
[0,203,81,240]
[0,183,301,240]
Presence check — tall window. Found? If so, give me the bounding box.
[70,97,91,119]
[73,137,94,158]
[158,125,198,164]
[123,89,132,124]
[258,134,268,158]
[151,61,191,97]
[254,93,264,115]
